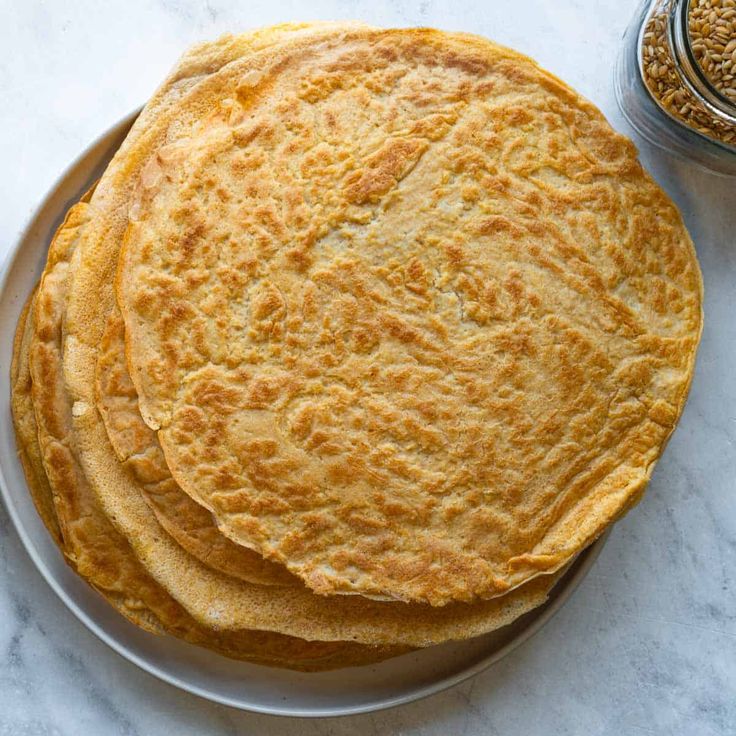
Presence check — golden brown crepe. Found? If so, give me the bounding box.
[114,28,703,605]
[61,26,567,646]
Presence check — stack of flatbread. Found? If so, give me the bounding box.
[10,23,703,671]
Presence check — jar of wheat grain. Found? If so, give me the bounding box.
[616,0,736,175]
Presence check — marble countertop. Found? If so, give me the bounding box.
[1,0,734,733]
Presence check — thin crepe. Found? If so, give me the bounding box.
[62,26,564,646]
[116,27,703,604]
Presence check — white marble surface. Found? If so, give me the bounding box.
[1,0,734,733]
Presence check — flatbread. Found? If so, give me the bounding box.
[115,28,703,604]
[62,27,564,646]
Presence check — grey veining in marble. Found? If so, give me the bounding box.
[1,0,735,733]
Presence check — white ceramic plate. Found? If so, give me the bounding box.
[0,112,607,717]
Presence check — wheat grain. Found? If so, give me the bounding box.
[641,0,736,146]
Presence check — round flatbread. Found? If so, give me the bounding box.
[115,28,703,605]
[62,26,565,646]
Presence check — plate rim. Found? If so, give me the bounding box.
[0,110,608,718]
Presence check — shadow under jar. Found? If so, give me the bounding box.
[616,0,736,176]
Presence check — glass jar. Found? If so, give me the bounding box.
[615,0,736,176]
